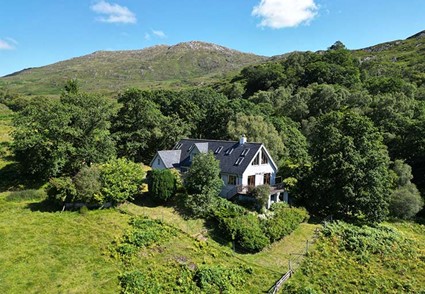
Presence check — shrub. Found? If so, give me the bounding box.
[100,158,145,205]
[46,177,77,204]
[119,271,162,294]
[73,165,103,204]
[194,265,248,293]
[148,169,177,203]
[261,203,309,242]
[251,184,271,212]
[219,213,270,253]
[6,189,47,202]
[389,183,424,219]
[184,191,219,218]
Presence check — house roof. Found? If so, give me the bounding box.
[173,138,272,175]
[157,150,181,168]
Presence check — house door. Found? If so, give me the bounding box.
[248,175,255,187]
[263,173,271,185]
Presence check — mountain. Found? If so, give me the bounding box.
[0,41,267,95]
[352,30,425,75]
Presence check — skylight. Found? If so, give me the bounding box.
[214,146,223,154]
[174,143,183,150]
[235,157,244,166]
[225,148,234,155]
[241,148,250,156]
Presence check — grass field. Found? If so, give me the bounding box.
[0,193,318,293]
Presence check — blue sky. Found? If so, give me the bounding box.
[0,0,424,77]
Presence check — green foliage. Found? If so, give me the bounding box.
[194,265,248,293]
[251,184,270,211]
[12,92,116,179]
[185,152,223,196]
[119,271,162,294]
[112,88,190,163]
[73,165,103,204]
[283,221,425,293]
[5,189,46,202]
[46,176,77,204]
[227,114,284,160]
[100,158,145,205]
[148,169,177,203]
[389,183,424,219]
[261,203,309,242]
[299,111,391,223]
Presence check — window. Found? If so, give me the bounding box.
[263,173,271,185]
[261,149,268,164]
[174,143,183,150]
[248,175,255,187]
[228,175,236,185]
[235,157,244,166]
[252,153,260,165]
[241,148,250,156]
[188,144,194,152]
[214,146,223,154]
[225,148,234,155]
[157,158,160,165]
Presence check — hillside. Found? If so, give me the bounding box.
[352,30,425,82]
[0,41,266,95]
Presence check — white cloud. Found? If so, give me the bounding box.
[252,0,318,29]
[91,1,136,24]
[144,33,151,40]
[152,30,166,38]
[0,39,15,50]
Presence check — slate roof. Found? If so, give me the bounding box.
[173,138,266,175]
[157,150,181,168]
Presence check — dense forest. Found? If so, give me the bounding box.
[2,38,424,223]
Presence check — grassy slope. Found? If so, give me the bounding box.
[0,196,318,293]
[282,222,425,293]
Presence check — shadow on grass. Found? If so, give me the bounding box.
[0,162,44,192]
[26,199,61,213]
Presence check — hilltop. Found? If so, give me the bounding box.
[0,41,266,95]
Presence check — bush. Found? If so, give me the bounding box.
[194,265,248,293]
[73,165,103,204]
[119,271,162,294]
[219,213,270,253]
[389,183,424,219]
[46,177,77,204]
[184,191,219,218]
[100,158,146,205]
[6,189,47,202]
[251,184,270,212]
[261,203,309,242]
[148,169,177,202]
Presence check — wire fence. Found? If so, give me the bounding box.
[267,215,333,294]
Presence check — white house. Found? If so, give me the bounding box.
[150,136,287,208]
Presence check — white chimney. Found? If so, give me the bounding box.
[239,134,247,145]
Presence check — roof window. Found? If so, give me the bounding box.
[235,157,244,166]
[214,146,223,154]
[241,148,250,156]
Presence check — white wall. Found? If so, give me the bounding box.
[150,154,167,169]
[241,148,276,186]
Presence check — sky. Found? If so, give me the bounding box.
[1,0,424,77]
